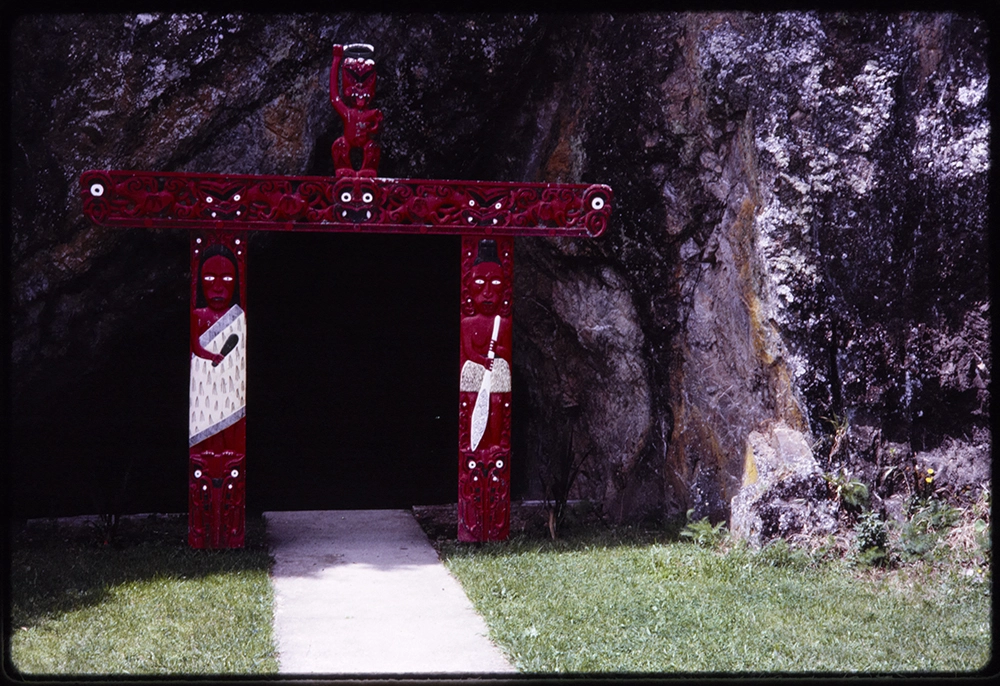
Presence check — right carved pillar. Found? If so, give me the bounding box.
[458,237,514,541]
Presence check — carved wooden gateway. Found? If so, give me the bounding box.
[81,43,612,546]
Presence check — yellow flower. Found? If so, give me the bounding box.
[927,468,935,475]
[925,476,933,483]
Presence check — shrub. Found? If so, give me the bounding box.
[853,511,888,567]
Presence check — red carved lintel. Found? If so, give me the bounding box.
[80,170,611,238]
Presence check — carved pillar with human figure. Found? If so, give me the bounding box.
[188,230,248,548]
[458,237,514,541]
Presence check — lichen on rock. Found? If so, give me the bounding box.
[730,422,839,547]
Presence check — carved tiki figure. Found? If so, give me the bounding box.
[330,43,383,176]
[188,233,247,548]
[458,237,514,541]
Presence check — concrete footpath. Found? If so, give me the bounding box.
[264,509,516,675]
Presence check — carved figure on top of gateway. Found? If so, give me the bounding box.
[330,43,383,177]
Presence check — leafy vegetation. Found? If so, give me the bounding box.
[899,498,962,561]
[679,509,729,549]
[824,471,870,513]
[9,514,278,675]
[853,511,889,567]
[822,460,987,572]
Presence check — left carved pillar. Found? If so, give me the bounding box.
[188,230,248,548]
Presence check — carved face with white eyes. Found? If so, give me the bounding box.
[460,190,509,228]
[469,261,505,316]
[200,254,236,312]
[333,178,379,223]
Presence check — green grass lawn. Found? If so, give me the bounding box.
[9,505,992,676]
[442,529,992,673]
[9,514,278,675]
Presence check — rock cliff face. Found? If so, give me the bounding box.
[9,13,989,524]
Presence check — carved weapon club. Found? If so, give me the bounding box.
[470,314,501,451]
[212,333,240,367]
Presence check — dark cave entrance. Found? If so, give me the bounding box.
[247,231,461,512]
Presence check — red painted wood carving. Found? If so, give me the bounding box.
[188,230,248,548]
[331,43,382,176]
[80,171,610,237]
[80,43,612,545]
[458,237,514,541]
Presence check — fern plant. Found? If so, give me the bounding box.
[680,510,729,549]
